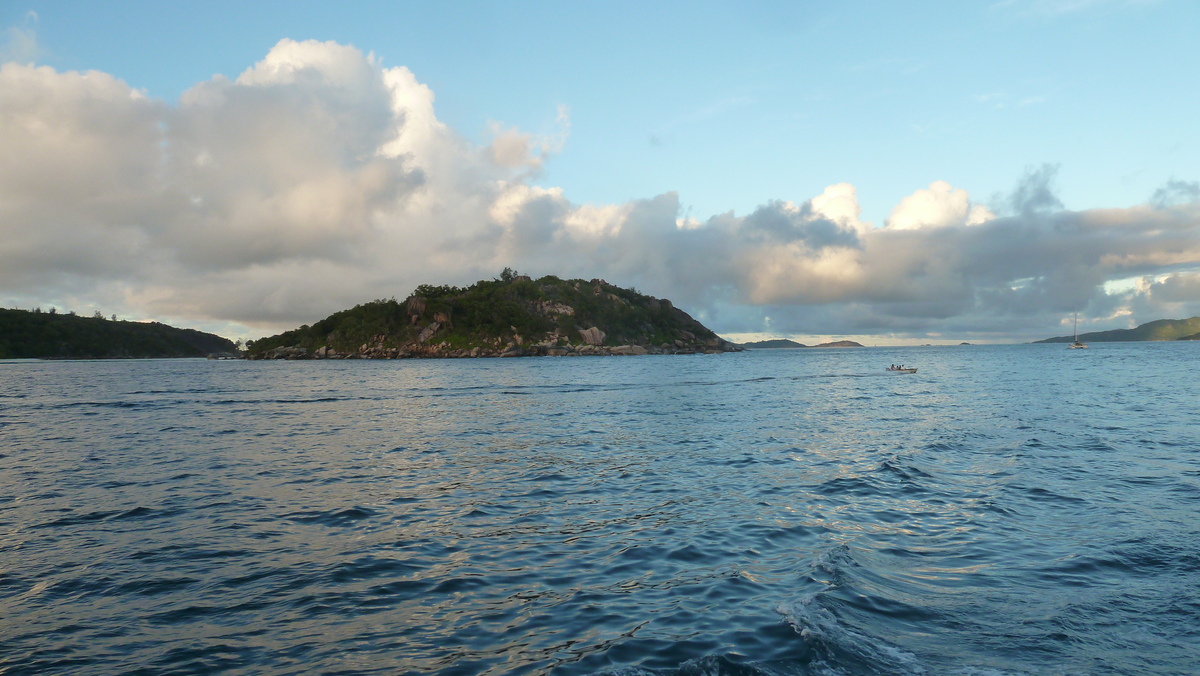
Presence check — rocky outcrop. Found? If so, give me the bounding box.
[263,346,309,359]
[610,345,648,355]
[538,301,574,316]
[578,326,606,346]
[417,322,441,343]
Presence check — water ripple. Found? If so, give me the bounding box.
[2,346,1199,674]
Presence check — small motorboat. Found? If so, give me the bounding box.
[886,365,917,373]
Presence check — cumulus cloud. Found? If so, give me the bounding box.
[886,180,995,230]
[3,39,1200,342]
[0,63,165,286]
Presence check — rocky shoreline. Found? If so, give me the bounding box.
[250,328,741,360]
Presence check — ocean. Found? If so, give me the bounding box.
[2,343,1198,675]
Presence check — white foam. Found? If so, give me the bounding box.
[776,594,928,675]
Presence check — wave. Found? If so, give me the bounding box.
[777,595,929,676]
[282,506,377,527]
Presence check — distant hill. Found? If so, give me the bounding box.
[246,272,741,359]
[0,308,237,359]
[1035,316,1200,343]
[737,338,863,349]
[740,339,807,349]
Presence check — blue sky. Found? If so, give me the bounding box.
[3,1,1200,343]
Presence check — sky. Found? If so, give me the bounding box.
[3,0,1200,345]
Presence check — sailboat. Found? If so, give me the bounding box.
[1068,311,1087,349]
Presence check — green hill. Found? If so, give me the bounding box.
[1035,316,1200,343]
[0,308,237,359]
[247,271,740,359]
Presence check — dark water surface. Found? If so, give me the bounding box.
[2,344,1199,675]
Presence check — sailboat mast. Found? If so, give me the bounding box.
[1068,310,1087,348]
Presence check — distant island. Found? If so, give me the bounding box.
[1035,316,1200,344]
[738,339,863,349]
[740,339,807,349]
[247,271,741,359]
[0,308,237,359]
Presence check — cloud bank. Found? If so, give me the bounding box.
[3,39,1200,341]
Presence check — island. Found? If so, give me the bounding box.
[0,308,237,359]
[247,272,742,359]
[739,339,807,349]
[1035,316,1200,343]
[738,339,865,349]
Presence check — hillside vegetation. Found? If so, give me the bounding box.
[247,271,739,359]
[1036,316,1200,343]
[0,308,237,359]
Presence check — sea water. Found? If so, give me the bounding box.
[2,343,1198,675]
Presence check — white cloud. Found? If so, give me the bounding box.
[0,11,43,65]
[886,181,994,230]
[486,105,569,171]
[3,39,1200,342]
[811,183,872,235]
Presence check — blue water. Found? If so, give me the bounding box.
[2,344,1199,675]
